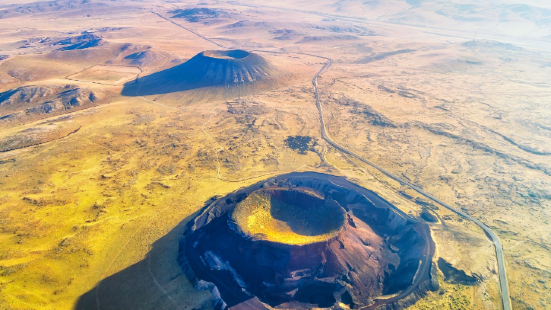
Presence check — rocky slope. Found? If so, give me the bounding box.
[179,172,437,309]
[0,84,102,122]
[122,49,276,96]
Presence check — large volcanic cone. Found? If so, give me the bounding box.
[122,49,275,96]
[180,173,438,310]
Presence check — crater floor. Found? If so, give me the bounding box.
[230,187,345,244]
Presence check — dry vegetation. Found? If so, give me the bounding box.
[231,188,344,245]
[0,0,550,309]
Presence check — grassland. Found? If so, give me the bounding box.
[68,65,141,85]
[0,0,550,309]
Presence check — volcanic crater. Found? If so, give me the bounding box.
[231,187,346,245]
[122,49,277,96]
[187,50,273,86]
[180,172,438,309]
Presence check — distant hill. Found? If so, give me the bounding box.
[296,35,359,43]
[0,84,103,122]
[169,7,231,22]
[54,34,105,51]
[123,51,159,66]
[0,0,109,19]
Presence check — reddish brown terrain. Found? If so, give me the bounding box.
[181,173,437,309]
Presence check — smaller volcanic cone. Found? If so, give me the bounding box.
[122,49,276,96]
[184,50,272,86]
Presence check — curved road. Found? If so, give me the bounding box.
[151,11,511,310]
[312,59,511,310]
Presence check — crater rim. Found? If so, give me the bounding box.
[230,187,346,245]
[202,49,250,60]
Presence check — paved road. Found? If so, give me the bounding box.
[152,12,225,48]
[152,11,511,310]
[312,59,511,310]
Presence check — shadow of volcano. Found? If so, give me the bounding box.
[268,190,344,237]
[74,206,215,310]
[121,50,274,97]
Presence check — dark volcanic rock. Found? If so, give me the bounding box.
[54,34,105,51]
[179,172,436,309]
[284,135,316,154]
[170,7,230,23]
